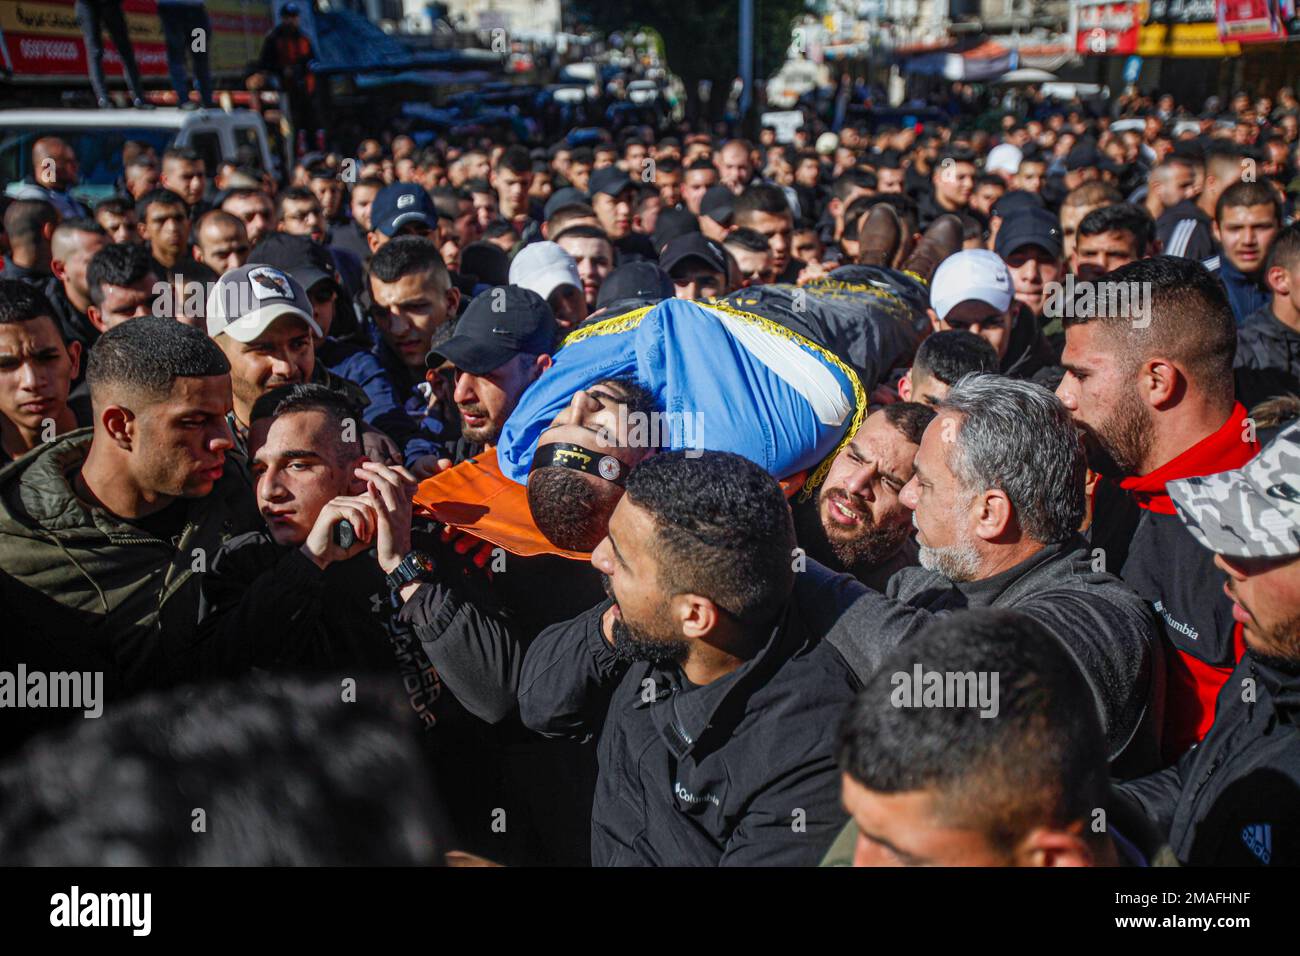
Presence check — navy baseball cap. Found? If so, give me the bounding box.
[426,285,557,374]
[589,166,634,197]
[994,206,1063,260]
[371,183,438,237]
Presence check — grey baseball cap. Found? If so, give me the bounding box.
[206,264,321,342]
[1169,421,1300,560]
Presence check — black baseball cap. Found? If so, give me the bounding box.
[543,186,588,220]
[652,207,699,252]
[247,232,336,292]
[991,189,1044,218]
[595,261,674,309]
[700,184,735,225]
[589,166,634,197]
[426,285,557,374]
[660,233,726,276]
[994,206,1064,260]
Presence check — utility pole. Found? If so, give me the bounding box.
[739,0,754,128]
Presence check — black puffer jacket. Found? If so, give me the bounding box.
[1117,651,1300,865]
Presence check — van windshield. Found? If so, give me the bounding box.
[0,126,176,201]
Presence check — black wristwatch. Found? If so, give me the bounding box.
[385,550,436,591]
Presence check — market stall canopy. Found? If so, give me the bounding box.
[993,68,1059,84]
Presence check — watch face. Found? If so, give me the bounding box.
[414,553,435,573]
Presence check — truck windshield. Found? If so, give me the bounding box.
[0,126,176,200]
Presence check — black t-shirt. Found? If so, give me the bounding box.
[124,499,190,544]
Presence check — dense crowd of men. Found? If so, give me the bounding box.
[1,82,1299,868]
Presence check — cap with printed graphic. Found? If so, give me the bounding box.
[206,264,321,342]
[1168,421,1300,560]
[929,248,1014,321]
[370,183,439,237]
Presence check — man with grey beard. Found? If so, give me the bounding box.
[791,403,933,590]
[819,373,1164,778]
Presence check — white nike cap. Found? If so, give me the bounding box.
[930,249,1015,322]
[509,241,582,302]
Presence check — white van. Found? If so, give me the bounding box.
[0,108,276,204]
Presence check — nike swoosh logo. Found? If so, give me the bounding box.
[1266,482,1300,503]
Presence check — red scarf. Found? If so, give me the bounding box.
[1118,403,1260,514]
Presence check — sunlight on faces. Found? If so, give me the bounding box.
[898,413,981,581]
[1004,246,1062,317]
[55,232,108,302]
[671,267,725,301]
[816,411,918,565]
[537,384,649,474]
[217,314,315,425]
[90,276,158,332]
[933,300,1014,362]
[841,774,1009,867]
[141,202,190,263]
[1072,229,1140,281]
[1058,203,1101,260]
[108,374,234,499]
[368,269,458,372]
[97,209,138,245]
[592,188,635,240]
[0,317,79,434]
[279,197,325,244]
[739,209,793,276]
[590,496,689,665]
[556,236,614,308]
[1216,553,1300,661]
[195,218,250,275]
[223,192,275,246]
[1056,321,1152,477]
[1217,204,1280,275]
[453,353,549,446]
[161,158,205,208]
[493,167,533,215]
[253,409,365,547]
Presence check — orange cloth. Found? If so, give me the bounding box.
[413,447,808,563]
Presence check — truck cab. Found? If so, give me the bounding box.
[0,108,275,205]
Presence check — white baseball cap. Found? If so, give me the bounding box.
[509,241,582,302]
[930,249,1014,322]
[206,264,322,342]
[985,143,1023,176]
